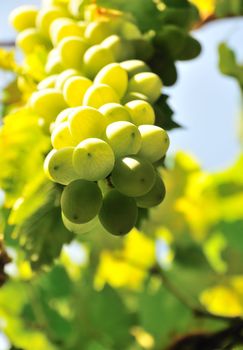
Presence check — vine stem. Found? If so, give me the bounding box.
[151,264,243,324]
[0,41,15,47]
[118,255,243,325]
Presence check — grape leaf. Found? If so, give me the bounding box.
[13,183,74,269]
[154,94,180,130]
[97,0,199,31]
[218,43,243,87]
[138,285,192,347]
[0,108,50,206]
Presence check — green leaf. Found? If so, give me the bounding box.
[97,0,199,32]
[218,43,243,87]
[216,0,243,17]
[88,285,133,348]
[149,51,178,86]
[38,265,72,298]
[173,242,214,270]
[138,285,192,347]
[0,108,50,206]
[154,95,180,130]
[13,184,74,269]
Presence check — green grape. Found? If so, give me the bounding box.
[58,36,88,69]
[104,121,141,158]
[55,107,75,125]
[9,5,38,32]
[120,59,151,78]
[55,68,81,90]
[125,100,155,125]
[99,103,131,123]
[128,72,163,103]
[72,138,115,181]
[36,6,68,37]
[83,45,115,79]
[51,121,76,149]
[135,173,166,208]
[37,75,58,90]
[44,147,79,185]
[62,212,99,234]
[69,106,107,143]
[111,156,156,197]
[99,189,138,236]
[42,0,67,8]
[119,21,142,40]
[83,84,120,109]
[63,76,92,107]
[101,35,135,62]
[30,88,67,124]
[16,28,49,54]
[61,179,103,224]
[84,21,114,45]
[45,49,64,75]
[94,63,128,99]
[77,21,86,32]
[138,125,170,162]
[50,17,84,45]
[121,92,149,104]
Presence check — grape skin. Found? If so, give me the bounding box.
[61,179,103,224]
[111,156,156,197]
[99,190,138,236]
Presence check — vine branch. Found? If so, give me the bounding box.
[150,264,243,325]
[0,41,15,47]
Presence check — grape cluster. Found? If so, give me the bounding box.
[10,0,170,236]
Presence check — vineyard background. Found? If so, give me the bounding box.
[1,1,243,349]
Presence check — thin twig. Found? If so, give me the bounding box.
[0,41,15,48]
[152,264,243,324]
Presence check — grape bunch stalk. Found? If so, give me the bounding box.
[10,0,170,236]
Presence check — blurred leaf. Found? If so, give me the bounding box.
[154,95,180,130]
[218,43,243,87]
[97,0,199,32]
[0,49,17,72]
[13,184,74,269]
[190,0,215,18]
[1,79,22,106]
[95,228,156,290]
[138,285,192,347]
[0,108,50,206]
[23,47,48,83]
[37,265,72,298]
[0,281,57,350]
[215,0,243,17]
[200,277,243,317]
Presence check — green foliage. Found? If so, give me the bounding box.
[215,0,243,17]
[13,183,74,269]
[218,43,243,88]
[1,1,243,349]
[98,0,199,32]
